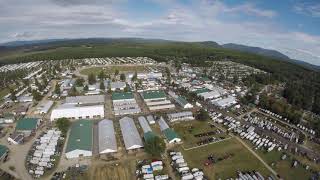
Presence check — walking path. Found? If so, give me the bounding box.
[182,137,233,151]
[235,136,278,178]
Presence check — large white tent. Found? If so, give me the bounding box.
[119,117,143,150]
[50,104,104,121]
[98,119,117,154]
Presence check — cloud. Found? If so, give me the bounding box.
[294,2,320,17]
[223,3,277,18]
[50,0,121,6]
[11,32,35,39]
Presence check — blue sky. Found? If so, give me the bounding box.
[0,0,319,65]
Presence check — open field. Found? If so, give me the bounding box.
[305,140,320,154]
[79,65,149,76]
[172,120,229,149]
[242,139,318,180]
[179,138,272,179]
[256,150,313,180]
[0,88,10,99]
[0,85,17,99]
[88,161,136,180]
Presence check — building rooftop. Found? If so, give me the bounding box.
[158,117,170,131]
[168,111,193,119]
[66,95,105,104]
[141,90,166,100]
[163,128,179,141]
[66,120,93,152]
[110,82,126,89]
[16,118,39,131]
[98,119,117,153]
[112,92,134,101]
[138,116,152,133]
[194,88,210,94]
[0,145,8,157]
[176,96,189,106]
[119,117,143,150]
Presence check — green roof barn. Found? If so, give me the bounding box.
[15,118,39,136]
[65,119,93,159]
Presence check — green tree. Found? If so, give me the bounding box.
[195,109,210,121]
[98,70,106,80]
[22,79,30,86]
[75,78,85,87]
[144,136,165,157]
[54,83,61,95]
[32,90,43,101]
[84,85,89,91]
[124,86,129,92]
[132,71,138,81]
[88,73,96,85]
[120,73,126,81]
[114,69,119,76]
[55,118,71,135]
[10,89,17,101]
[100,81,105,90]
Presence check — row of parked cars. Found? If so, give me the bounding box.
[169,151,206,180]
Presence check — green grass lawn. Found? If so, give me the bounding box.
[258,149,313,180]
[172,120,229,149]
[245,140,316,180]
[179,138,272,179]
[0,88,10,99]
[0,85,17,99]
[80,65,149,76]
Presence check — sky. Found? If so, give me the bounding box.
[0,0,319,65]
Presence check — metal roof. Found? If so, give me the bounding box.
[163,128,179,141]
[98,119,117,153]
[119,117,143,150]
[66,95,105,104]
[168,111,193,119]
[138,116,152,133]
[66,120,92,152]
[146,115,155,123]
[158,117,169,131]
[194,88,210,94]
[0,145,8,157]
[112,92,134,101]
[176,96,189,106]
[16,118,39,131]
[110,82,126,89]
[141,90,166,100]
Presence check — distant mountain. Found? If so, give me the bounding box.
[1,37,319,71]
[197,41,220,48]
[0,38,176,47]
[0,39,67,47]
[288,59,320,71]
[222,43,290,60]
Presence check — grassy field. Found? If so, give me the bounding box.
[87,160,136,180]
[257,150,313,180]
[179,138,272,179]
[244,140,317,180]
[0,88,10,99]
[79,65,149,76]
[0,85,17,99]
[172,120,229,148]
